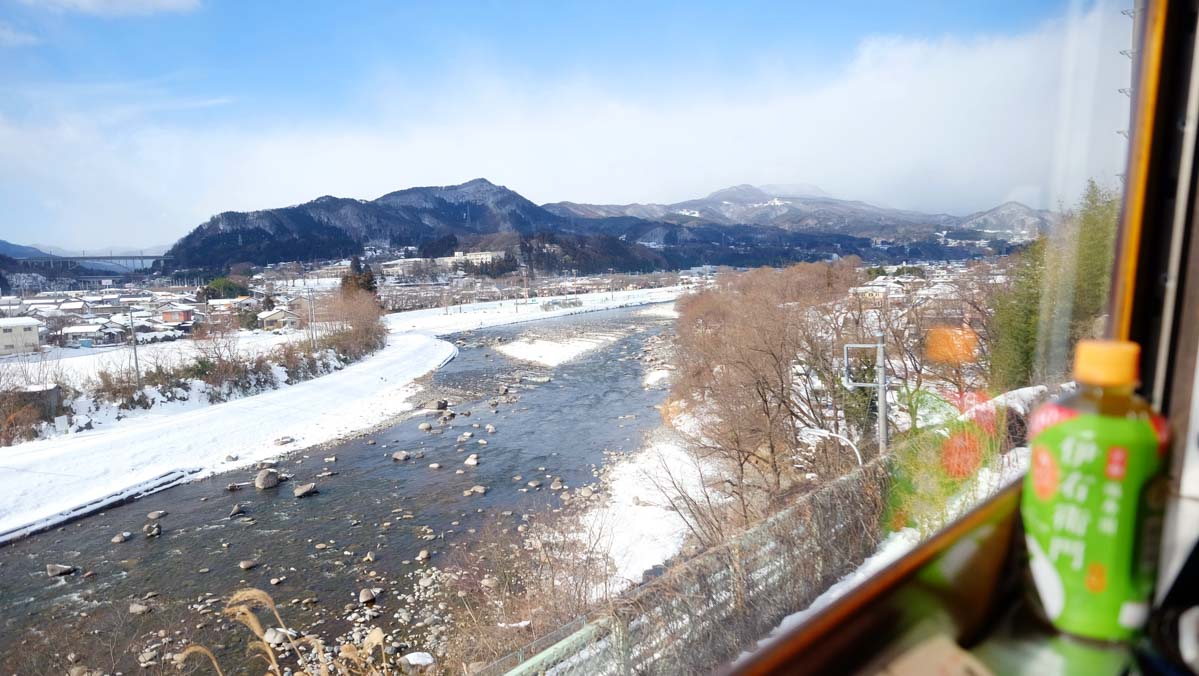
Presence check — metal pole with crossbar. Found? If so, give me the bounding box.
[843,332,888,455]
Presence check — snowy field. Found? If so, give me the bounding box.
[0,286,685,542]
[269,277,343,290]
[1,329,306,385]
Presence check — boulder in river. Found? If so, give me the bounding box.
[228,503,245,518]
[485,424,496,434]
[146,510,167,520]
[45,563,75,577]
[463,455,479,466]
[293,482,318,498]
[359,587,379,604]
[428,463,441,470]
[142,522,162,538]
[254,469,280,490]
[416,549,430,562]
[418,422,432,432]
[111,531,132,544]
[392,450,411,462]
[238,559,258,570]
[526,480,542,489]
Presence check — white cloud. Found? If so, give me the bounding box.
[20,0,200,16]
[0,22,39,47]
[0,3,1132,248]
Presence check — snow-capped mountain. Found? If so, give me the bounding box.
[545,185,1053,240]
[545,184,962,238]
[957,201,1058,240]
[164,178,1051,271]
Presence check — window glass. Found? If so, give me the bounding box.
[0,2,1132,674]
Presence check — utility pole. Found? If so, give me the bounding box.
[305,289,317,351]
[876,337,888,452]
[128,310,142,390]
[844,330,888,455]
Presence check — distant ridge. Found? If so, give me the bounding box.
[163,178,1052,272]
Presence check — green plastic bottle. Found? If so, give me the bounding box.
[1022,339,1168,641]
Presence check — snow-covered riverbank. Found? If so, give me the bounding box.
[0,286,685,543]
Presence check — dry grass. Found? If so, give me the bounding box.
[176,588,420,675]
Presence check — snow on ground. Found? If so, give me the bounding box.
[0,332,455,542]
[575,427,708,590]
[270,277,343,290]
[1,329,306,386]
[636,303,679,319]
[384,286,684,336]
[495,332,622,367]
[642,368,671,388]
[0,286,684,542]
[733,528,923,665]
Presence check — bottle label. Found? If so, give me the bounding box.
[1022,403,1167,641]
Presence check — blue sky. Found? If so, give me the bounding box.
[0,1,1129,248]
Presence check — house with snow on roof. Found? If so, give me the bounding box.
[257,308,300,330]
[0,317,42,356]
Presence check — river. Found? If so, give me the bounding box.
[0,304,675,673]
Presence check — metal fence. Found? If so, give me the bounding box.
[479,460,893,676]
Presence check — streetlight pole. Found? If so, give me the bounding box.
[802,428,863,467]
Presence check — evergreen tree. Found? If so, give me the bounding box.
[204,277,250,299]
[359,266,377,292]
[987,180,1119,390]
[989,240,1044,390]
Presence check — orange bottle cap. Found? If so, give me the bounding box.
[1073,340,1139,386]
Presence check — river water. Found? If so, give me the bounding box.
[0,304,674,673]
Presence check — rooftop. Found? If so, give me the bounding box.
[0,317,41,327]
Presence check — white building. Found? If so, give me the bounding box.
[446,251,505,266]
[0,317,42,356]
[380,251,506,277]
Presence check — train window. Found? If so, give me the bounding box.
[0,2,1152,675]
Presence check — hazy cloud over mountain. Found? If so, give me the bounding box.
[0,2,1129,248]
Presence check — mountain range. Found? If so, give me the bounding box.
[161,179,1055,273]
[5,180,1058,275]
[0,240,50,259]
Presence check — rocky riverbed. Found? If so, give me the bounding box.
[0,304,677,674]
